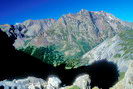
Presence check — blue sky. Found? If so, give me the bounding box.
[0,0,132,24]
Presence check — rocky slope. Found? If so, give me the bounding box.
[81,30,133,72]
[111,60,133,89]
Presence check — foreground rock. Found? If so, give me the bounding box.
[111,60,133,89]
[0,76,61,89]
[0,74,91,89]
[60,74,91,89]
[0,77,47,89]
[47,76,61,89]
[73,74,91,89]
[124,60,133,89]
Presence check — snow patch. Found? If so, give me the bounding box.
[108,15,114,20]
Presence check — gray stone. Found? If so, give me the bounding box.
[111,60,133,89]
[124,60,133,89]
[47,76,61,89]
[0,77,47,89]
[73,74,91,89]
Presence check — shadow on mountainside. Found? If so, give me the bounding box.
[0,28,61,80]
[0,28,119,89]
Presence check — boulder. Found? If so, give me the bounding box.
[111,60,133,89]
[47,75,62,89]
[73,74,91,89]
[123,60,133,89]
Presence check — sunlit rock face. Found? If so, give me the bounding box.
[124,60,133,89]
[0,77,47,89]
[0,76,61,89]
[47,75,62,89]
[111,60,133,89]
[59,74,91,89]
[0,75,91,89]
[73,74,91,89]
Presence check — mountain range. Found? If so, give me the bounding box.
[0,9,133,72]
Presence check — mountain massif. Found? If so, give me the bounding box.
[0,9,133,70]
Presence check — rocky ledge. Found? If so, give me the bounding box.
[111,60,133,89]
[0,74,91,89]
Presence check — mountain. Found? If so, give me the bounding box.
[81,30,133,72]
[13,10,132,49]
[0,9,132,68]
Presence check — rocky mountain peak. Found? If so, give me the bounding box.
[22,18,56,27]
[78,9,110,16]
[78,9,89,15]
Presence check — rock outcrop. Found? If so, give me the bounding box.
[73,74,91,89]
[111,60,133,89]
[47,76,61,89]
[123,60,133,89]
[0,74,91,89]
[0,76,62,89]
[0,77,47,89]
[59,74,91,89]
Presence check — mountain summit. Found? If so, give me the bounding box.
[4,9,131,47]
